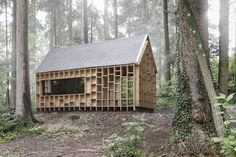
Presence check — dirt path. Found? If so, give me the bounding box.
[0,108,173,157]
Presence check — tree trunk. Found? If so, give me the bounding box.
[172,1,224,151]
[142,0,148,22]
[32,0,37,51]
[103,0,109,40]
[10,0,17,110]
[113,0,118,38]
[53,8,57,47]
[68,0,73,44]
[218,0,229,96]
[16,0,36,122]
[49,5,57,48]
[83,0,88,44]
[90,13,93,43]
[5,0,10,107]
[163,0,171,86]
[234,9,236,88]
[187,0,224,137]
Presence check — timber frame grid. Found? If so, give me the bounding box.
[36,64,138,112]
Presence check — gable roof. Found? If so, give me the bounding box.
[36,34,149,73]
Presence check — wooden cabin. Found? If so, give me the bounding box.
[35,35,157,111]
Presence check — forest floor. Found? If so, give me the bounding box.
[0,108,174,157]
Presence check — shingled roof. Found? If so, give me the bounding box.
[36,34,149,73]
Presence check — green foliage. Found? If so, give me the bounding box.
[28,126,43,135]
[229,55,236,86]
[212,129,236,157]
[0,106,43,143]
[172,37,192,140]
[103,115,150,157]
[212,93,236,157]
[156,85,176,109]
[0,124,43,143]
[0,107,17,133]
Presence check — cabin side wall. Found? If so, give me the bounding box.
[35,64,136,111]
[138,42,157,109]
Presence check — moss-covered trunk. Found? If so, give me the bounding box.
[172,0,224,154]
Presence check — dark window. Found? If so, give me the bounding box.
[42,77,85,95]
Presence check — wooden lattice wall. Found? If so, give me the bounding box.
[36,64,137,111]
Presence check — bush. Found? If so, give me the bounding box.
[156,86,176,108]
[0,106,43,143]
[212,128,236,157]
[212,93,236,157]
[103,115,151,157]
[0,107,18,133]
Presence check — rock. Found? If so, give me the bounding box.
[69,115,80,121]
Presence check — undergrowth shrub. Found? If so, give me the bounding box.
[212,93,236,157]
[156,86,176,109]
[0,106,43,143]
[0,106,18,133]
[103,115,151,157]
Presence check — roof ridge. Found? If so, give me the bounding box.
[51,34,148,53]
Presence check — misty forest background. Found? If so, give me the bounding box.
[0,0,235,109]
[0,0,236,156]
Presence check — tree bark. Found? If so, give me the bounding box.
[173,0,224,140]
[103,0,109,40]
[163,0,171,86]
[16,0,36,122]
[218,0,229,96]
[68,0,73,44]
[53,8,57,47]
[10,0,17,110]
[5,0,10,106]
[234,9,236,88]
[31,0,37,52]
[142,0,148,22]
[113,0,118,38]
[90,12,93,43]
[83,0,88,44]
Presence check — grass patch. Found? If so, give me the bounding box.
[42,128,77,139]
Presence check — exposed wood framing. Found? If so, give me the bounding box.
[36,64,137,111]
[36,39,157,112]
[138,41,157,109]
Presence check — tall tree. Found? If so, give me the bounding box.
[234,9,236,88]
[103,0,109,40]
[5,0,10,106]
[10,0,16,110]
[16,0,36,122]
[83,0,88,43]
[142,0,148,22]
[68,0,73,44]
[53,8,57,47]
[172,0,224,153]
[163,0,171,86]
[29,0,37,52]
[113,0,118,38]
[218,0,229,96]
